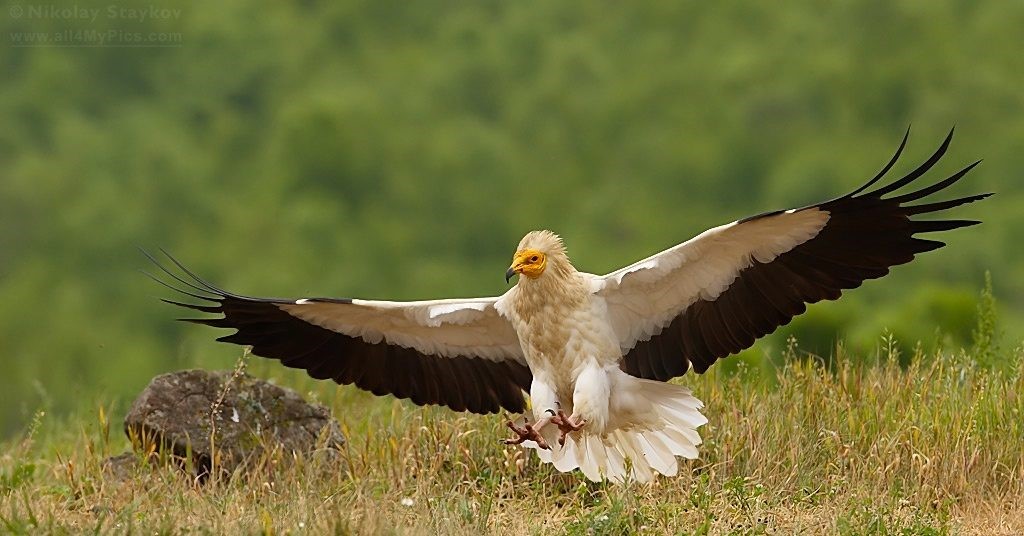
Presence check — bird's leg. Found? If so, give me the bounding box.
[549,409,587,446]
[502,415,552,450]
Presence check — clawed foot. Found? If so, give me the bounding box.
[502,420,550,450]
[547,409,587,446]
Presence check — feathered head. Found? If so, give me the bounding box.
[506,230,574,283]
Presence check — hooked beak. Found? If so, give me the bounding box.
[505,266,518,284]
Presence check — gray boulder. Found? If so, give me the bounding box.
[123,369,345,477]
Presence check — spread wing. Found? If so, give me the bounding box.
[146,252,531,414]
[597,129,989,381]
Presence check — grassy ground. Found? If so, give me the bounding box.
[2,340,1023,535]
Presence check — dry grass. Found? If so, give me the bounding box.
[2,341,1023,535]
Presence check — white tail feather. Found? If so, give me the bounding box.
[603,440,627,480]
[616,430,653,482]
[579,435,602,481]
[661,426,701,458]
[524,380,707,483]
[640,432,678,476]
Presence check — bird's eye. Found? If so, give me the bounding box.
[530,255,539,262]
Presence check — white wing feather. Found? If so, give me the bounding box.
[595,208,830,354]
[278,295,525,364]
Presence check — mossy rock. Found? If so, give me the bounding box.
[123,369,345,478]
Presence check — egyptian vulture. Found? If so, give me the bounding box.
[150,129,987,483]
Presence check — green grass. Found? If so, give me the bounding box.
[2,340,1023,534]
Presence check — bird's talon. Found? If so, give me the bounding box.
[549,409,586,446]
[502,419,550,450]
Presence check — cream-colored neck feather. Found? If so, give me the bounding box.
[513,231,588,313]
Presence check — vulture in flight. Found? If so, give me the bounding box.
[150,129,988,483]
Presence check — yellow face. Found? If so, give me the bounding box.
[506,249,547,282]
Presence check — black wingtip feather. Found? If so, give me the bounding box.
[865,127,955,198]
[160,298,222,314]
[913,238,947,253]
[178,317,230,327]
[904,192,994,215]
[157,248,229,297]
[215,331,247,343]
[140,249,222,299]
[911,220,981,233]
[889,160,982,204]
[141,270,220,302]
[845,126,911,199]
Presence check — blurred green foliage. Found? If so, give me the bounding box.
[1,0,1021,436]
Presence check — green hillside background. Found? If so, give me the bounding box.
[1,0,1022,437]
